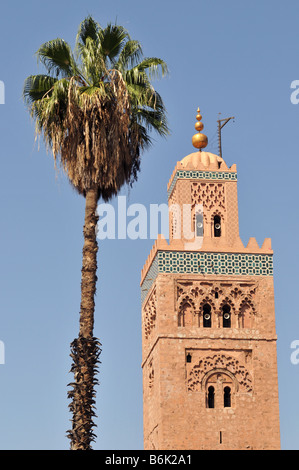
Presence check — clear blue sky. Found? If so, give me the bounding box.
[0,0,298,450]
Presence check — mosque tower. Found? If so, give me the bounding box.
[140,109,280,450]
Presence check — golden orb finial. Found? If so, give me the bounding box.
[192,107,208,150]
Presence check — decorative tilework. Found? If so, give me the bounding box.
[141,250,273,304]
[168,170,237,198]
[141,255,159,304]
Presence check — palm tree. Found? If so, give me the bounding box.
[23,15,168,450]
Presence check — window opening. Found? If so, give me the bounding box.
[203,304,211,328]
[207,386,215,408]
[195,211,204,237]
[214,215,221,237]
[222,304,231,328]
[224,386,231,408]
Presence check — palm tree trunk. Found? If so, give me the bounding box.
[79,187,98,337]
[67,187,101,450]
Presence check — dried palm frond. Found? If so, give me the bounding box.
[23,16,169,200]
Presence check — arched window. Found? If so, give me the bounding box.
[195,210,204,237]
[178,301,193,327]
[224,386,231,407]
[239,303,252,328]
[222,304,231,328]
[207,386,215,408]
[214,215,221,237]
[205,372,235,409]
[203,304,212,328]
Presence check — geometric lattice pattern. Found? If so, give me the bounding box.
[168,170,237,198]
[191,182,226,212]
[187,353,253,393]
[158,251,273,276]
[141,250,273,304]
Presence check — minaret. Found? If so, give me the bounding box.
[140,109,280,450]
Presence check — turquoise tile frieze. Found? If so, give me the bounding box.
[141,250,273,304]
[168,170,237,198]
[157,251,272,275]
[141,255,159,304]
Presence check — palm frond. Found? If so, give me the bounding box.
[100,23,130,64]
[136,57,169,80]
[23,74,58,105]
[78,36,105,86]
[37,39,77,78]
[76,15,100,47]
[115,40,143,72]
[24,15,169,199]
[129,119,153,150]
[136,107,169,138]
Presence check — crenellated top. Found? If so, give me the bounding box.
[140,238,273,307]
[141,108,274,302]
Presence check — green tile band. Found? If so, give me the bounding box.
[141,250,273,304]
[168,170,237,198]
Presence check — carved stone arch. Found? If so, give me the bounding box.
[187,353,253,393]
[239,298,256,328]
[210,285,224,300]
[229,286,243,300]
[178,294,196,312]
[178,295,196,327]
[199,296,216,312]
[240,297,256,313]
[219,296,236,315]
[177,283,202,317]
[210,208,225,238]
[199,297,216,328]
[189,285,205,303]
[218,297,235,328]
[192,210,208,229]
[210,208,225,220]
[202,368,239,392]
[203,369,237,408]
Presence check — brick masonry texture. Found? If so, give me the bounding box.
[141,151,280,450]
